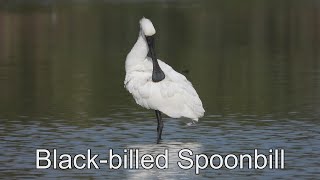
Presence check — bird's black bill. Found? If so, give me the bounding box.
[146,36,165,82]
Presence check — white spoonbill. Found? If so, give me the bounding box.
[124,17,205,143]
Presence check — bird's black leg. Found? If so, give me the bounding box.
[158,111,164,140]
[155,110,160,133]
[155,110,163,144]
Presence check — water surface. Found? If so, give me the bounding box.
[0,0,320,179]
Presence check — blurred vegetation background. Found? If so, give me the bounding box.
[0,0,319,121]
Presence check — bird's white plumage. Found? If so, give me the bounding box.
[125,17,204,121]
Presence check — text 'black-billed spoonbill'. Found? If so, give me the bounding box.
[124,17,205,143]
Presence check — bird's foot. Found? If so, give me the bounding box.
[187,120,197,127]
[156,135,162,144]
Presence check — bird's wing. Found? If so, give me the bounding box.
[124,59,205,120]
[157,60,205,120]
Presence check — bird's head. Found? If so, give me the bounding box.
[139,17,165,82]
[140,17,156,37]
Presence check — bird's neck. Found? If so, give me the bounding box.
[128,32,148,60]
[125,32,148,72]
